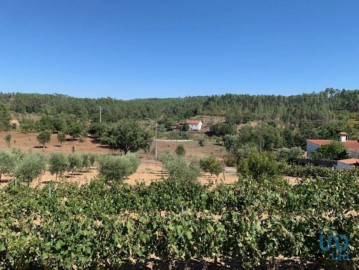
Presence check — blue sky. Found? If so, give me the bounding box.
[0,0,358,99]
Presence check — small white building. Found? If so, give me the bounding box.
[186,120,203,131]
[337,158,359,170]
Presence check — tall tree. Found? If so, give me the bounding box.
[0,103,11,131]
[101,120,153,154]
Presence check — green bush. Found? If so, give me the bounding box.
[99,154,140,182]
[237,150,279,179]
[160,152,200,182]
[175,144,186,156]
[277,147,304,163]
[200,155,224,176]
[198,138,205,147]
[125,153,140,174]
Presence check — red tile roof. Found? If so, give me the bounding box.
[338,158,359,165]
[343,141,359,151]
[307,139,331,146]
[307,139,359,151]
[186,120,202,124]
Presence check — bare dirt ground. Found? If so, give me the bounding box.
[0,132,238,188]
[0,131,114,155]
[126,159,238,186]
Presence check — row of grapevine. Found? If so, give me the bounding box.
[0,170,358,269]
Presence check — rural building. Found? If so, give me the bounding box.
[186,120,203,131]
[337,158,359,170]
[306,132,359,158]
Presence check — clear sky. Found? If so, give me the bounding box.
[0,0,358,99]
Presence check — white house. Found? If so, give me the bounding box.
[186,120,203,131]
[306,132,359,158]
[337,158,359,170]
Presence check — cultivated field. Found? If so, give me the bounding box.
[0,132,238,188]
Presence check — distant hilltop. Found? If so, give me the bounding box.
[0,88,358,124]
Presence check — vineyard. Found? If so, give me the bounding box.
[0,169,358,269]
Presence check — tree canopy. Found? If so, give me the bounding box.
[101,120,153,154]
[311,141,349,160]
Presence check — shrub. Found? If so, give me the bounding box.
[4,134,11,147]
[277,147,304,163]
[175,144,186,156]
[99,154,140,182]
[160,152,200,182]
[198,138,205,147]
[311,141,349,160]
[200,155,224,176]
[125,153,140,174]
[182,123,190,131]
[89,154,97,167]
[237,151,278,179]
[210,123,236,137]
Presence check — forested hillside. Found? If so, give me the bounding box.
[0,88,358,124]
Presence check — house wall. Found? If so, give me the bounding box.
[336,162,354,170]
[188,122,202,131]
[306,141,320,157]
[348,150,359,158]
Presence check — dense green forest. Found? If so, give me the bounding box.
[0,88,358,123]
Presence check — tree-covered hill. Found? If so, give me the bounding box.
[0,88,358,124]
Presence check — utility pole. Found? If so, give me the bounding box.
[155,123,158,160]
[100,105,102,123]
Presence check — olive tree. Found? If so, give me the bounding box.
[81,154,91,172]
[67,153,83,175]
[49,153,68,180]
[127,153,140,174]
[0,151,15,180]
[160,152,200,182]
[99,154,140,182]
[200,155,224,177]
[57,132,66,146]
[14,153,46,186]
[37,130,51,151]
